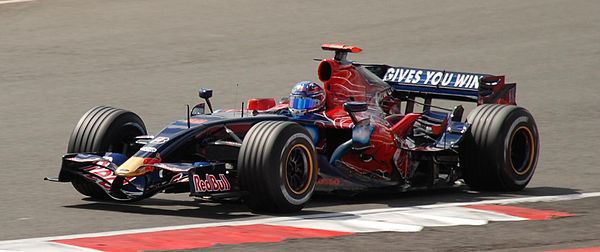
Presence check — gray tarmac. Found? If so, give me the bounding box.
[1,0,599,250]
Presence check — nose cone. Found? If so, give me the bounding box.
[115,157,146,177]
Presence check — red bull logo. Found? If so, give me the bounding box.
[192,174,231,192]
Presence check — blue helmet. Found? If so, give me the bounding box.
[289,81,326,116]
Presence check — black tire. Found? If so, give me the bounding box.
[238,121,318,213]
[67,106,147,198]
[460,104,539,191]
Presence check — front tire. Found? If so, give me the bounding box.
[238,121,318,213]
[67,106,147,199]
[461,104,539,191]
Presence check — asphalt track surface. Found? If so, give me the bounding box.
[0,0,599,250]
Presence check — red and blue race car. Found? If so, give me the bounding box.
[47,44,540,213]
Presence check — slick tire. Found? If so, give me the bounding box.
[238,121,318,213]
[460,104,539,191]
[68,106,147,199]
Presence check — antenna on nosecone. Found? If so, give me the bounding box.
[186,104,190,129]
[236,83,241,118]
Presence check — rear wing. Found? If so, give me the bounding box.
[363,64,516,105]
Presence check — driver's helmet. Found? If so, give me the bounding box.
[289,81,326,116]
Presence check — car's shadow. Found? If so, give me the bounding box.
[310,186,581,209]
[64,186,581,220]
[65,197,256,220]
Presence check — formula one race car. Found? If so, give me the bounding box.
[47,44,539,213]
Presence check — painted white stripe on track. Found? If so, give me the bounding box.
[0,0,35,5]
[273,217,425,233]
[0,242,100,252]
[0,191,598,251]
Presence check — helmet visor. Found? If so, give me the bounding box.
[289,96,321,110]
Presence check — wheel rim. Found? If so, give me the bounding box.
[509,126,535,175]
[284,144,313,195]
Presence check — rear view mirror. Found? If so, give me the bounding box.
[343,102,368,113]
[343,102,369,125]
[199,89,213,99]
[198,88,213,113]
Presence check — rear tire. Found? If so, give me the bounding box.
[461,104,539,191]
[67,106,147,199]
[238,121,318,213]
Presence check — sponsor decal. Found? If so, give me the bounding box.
[150,136,170,145]
[170,173,189,183]
[382,67,485,89]
[82,165,130,190]
[192,174,231,192]
[140,146,157,153]
[317,177,342,186]
[95,160,110,167]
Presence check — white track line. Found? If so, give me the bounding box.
[0,0,35,5]
[1,192,599,246]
